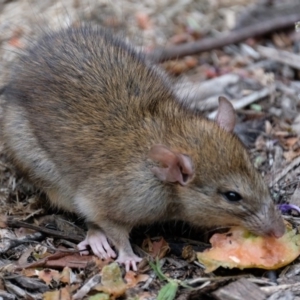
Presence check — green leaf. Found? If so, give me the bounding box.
[89,293,110,300]
[157,281,179,300]
[149,258,167,281]
[250,104,262,111]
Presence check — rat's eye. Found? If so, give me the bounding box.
[223,191,242,202]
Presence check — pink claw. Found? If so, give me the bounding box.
[77,239,90,256]
[77,230,116,259]
[116,251,142,272]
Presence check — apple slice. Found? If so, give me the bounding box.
[197,223,300,273]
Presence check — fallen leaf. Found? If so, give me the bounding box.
[284,137,299,148]
[43,287,72,300]
[136,292,153,300]
[142,237,170,259]
[184,56,198,68]
[38,269,61,285]
[169,33,190,45]
[60,266,71,284]
[125,271,149,288]
[95,263,127,297]
[283,150,300,162]
[0,215,8,228]
[18,247,40,266]
[135,12,152,30]
[182,245,196,262]
[88,293,110,300]
[197,223,300,273]
[157,281,178,300]
[92,256,113,270]
[22,268,38,277]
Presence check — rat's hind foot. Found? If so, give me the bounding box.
[116,249,142,272]
[77,229,117,259]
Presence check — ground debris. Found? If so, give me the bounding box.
[0,0,300,299]
[212,278,267,300]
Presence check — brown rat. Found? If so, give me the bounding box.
[1,25,285,271]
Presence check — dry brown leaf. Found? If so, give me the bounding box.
[18,251,68,269]
[14,227,36,237]
[0,215,8,228]
[169,33,190,45]
[142,237,170,259]
[92,256,113,270]
[94,263,127,298]
[182,245,197,262]
[135,292,154,300]
[22,268,38,277]
[284,137,299,148]
[43,287,72,300]
[124,271,149,288]
[283,150,300,162]
[60,266,71,284]
[164,57,198,75]
[38,269,61,285]
[18,247,36,266]
[135,12,152,30]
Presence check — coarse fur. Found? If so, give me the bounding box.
[1,25,285,269]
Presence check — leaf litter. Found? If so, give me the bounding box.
[1,0,300,299]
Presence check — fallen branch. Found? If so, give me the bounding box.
[0,232,44,254]
[0,215,84,243]
[148,13,300,62]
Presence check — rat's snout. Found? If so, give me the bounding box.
[246,206,286,239]
[256,202,286,239]
[266,226,285,238]
[263,217,285,239]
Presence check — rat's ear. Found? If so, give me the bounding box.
[149,144,194,186]
[215,96,236,132]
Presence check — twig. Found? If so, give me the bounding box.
[261,282,300,296]
[257,45,300,70]
[148,13,300,62]
[2,215,84,243]
[73,274,101,300]
[0,232,44,253]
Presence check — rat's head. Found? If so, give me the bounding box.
[149,97,285,238]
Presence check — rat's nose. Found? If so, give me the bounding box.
[266,222,285,238]
[267,230,284,238]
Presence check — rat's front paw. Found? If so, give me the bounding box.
[77,230,117,259]
[116,250,142,272]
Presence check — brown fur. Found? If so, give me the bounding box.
[1,26,284,262]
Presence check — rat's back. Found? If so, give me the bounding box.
[4,26,170,127]
[1,26,174,186]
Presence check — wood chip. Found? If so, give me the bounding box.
[257,46,300,70]
[212,278,267,300]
